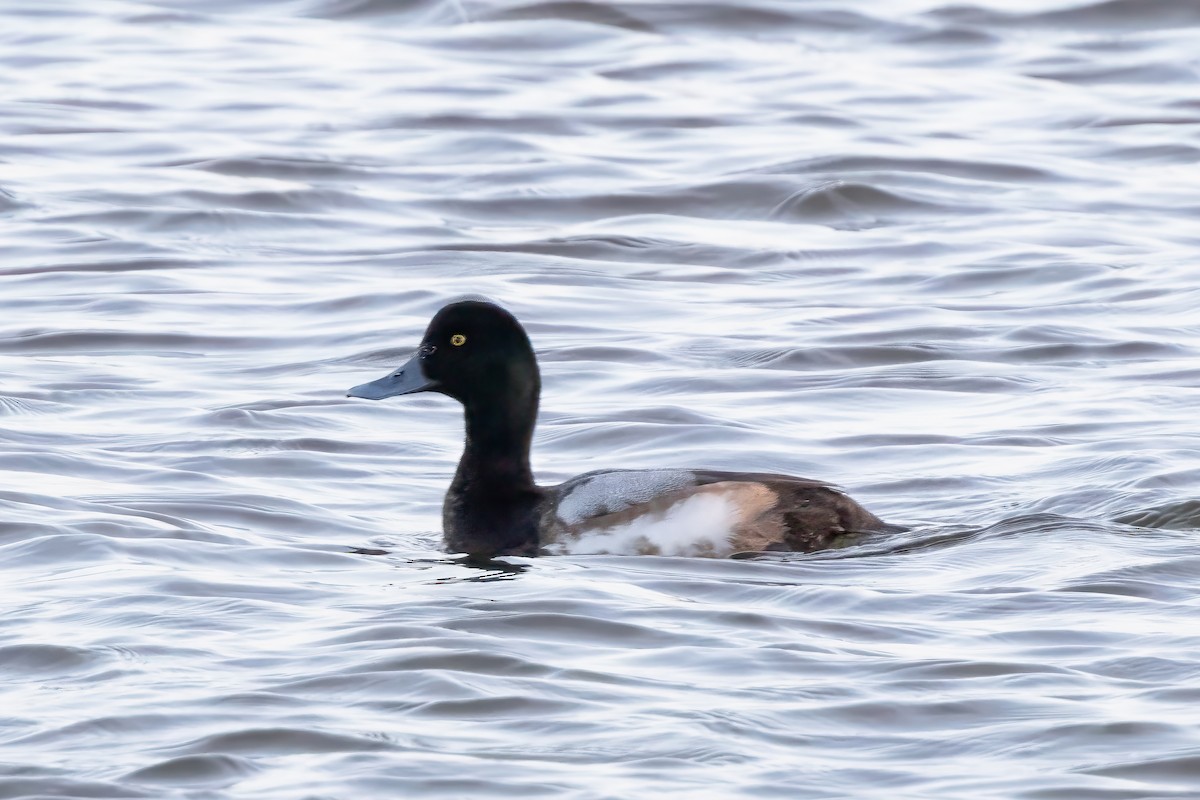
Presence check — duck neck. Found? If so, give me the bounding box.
[455,391,537,491]
[441,358,542,559]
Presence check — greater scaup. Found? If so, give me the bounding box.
[348,300,890,560]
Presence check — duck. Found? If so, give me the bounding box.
[347,300,891,560]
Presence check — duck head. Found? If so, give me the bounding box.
[347,300,540,412]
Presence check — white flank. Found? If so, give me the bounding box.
[552,491,740,557]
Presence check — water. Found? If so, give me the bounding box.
[3,0,1200,797]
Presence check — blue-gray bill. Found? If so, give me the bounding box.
[347,353,436,399]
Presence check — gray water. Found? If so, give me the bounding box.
[4,1,1200,797]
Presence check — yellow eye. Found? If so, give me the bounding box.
[450,334,466,346]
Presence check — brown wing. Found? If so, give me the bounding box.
[691,470,891,553]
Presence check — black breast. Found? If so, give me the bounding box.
[442,483,543,559]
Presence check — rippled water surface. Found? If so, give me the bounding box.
[4,0,1200,797]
